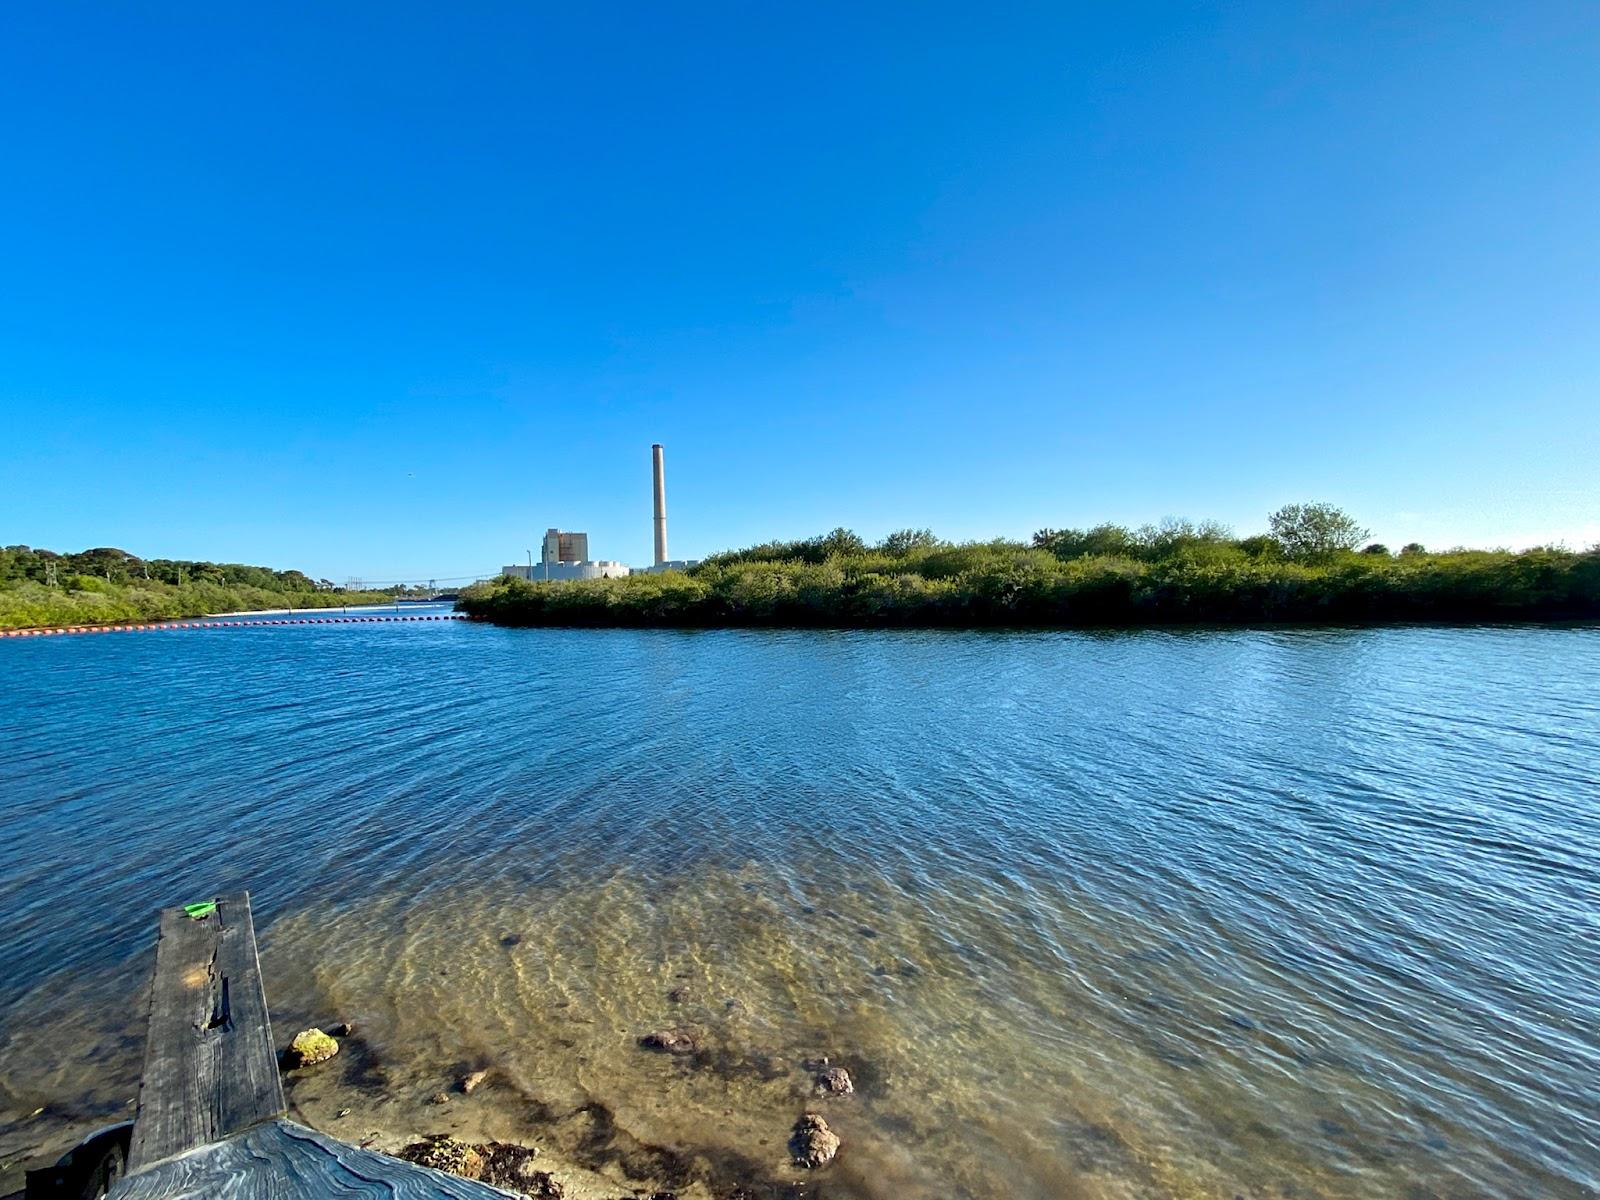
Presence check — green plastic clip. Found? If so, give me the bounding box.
[183,901,218,920]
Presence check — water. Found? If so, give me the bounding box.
[1,614,1597,1198]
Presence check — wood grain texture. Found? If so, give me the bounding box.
[110,1120,518,1199]
[127,893,286,1171]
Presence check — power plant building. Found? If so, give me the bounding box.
[501,527,629,581]
[499,446,698,582]
[502,559,630,581]
[542,528,588,565]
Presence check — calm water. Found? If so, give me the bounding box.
[1,614,1597,1198]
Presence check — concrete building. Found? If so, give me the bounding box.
[502,560,630,582]
[499,528,624,579]
[541,528,588,565]
[500,527,629,581]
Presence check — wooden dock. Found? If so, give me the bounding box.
[109,893,515,1198]
[113,1121,517,1199]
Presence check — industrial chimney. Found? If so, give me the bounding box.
[651,443,668,566]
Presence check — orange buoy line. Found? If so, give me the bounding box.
[1,614,471,638]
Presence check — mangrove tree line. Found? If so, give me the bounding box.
[459,505,1600,628]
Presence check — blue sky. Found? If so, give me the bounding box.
[3,3,1596,582]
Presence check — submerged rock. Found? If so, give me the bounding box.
[397,1135,485,1180]
[639,1028,699,1055]
[789,1113,840,1168]
[429,1091,450,1105]
[460,1068,489,1094]
[398,1138,555,1194]
[281,1028,339,1068]
[815,1065,854,1096]
[478,1142,558,1195]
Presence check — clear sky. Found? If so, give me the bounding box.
[3,3,1596,582]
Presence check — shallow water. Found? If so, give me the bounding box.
[1,615,1597,1197]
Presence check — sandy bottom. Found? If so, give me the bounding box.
[0,857,1485,1199]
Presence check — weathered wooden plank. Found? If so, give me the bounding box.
[212,895,283,1141]
[127,893,285,1170]
[127,902,214,1170]
[111,1119,518,1199]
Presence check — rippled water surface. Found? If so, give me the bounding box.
[2,614,1598,1198]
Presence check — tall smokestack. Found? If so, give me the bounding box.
[651,443,668,566]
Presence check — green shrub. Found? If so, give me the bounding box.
[1,547,393,630]
[459,530,1600,629]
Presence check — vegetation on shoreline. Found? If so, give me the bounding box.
[460,506,1600,629]
[0,546,392,630]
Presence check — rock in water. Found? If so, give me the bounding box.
[639,1028,699,1055]
[324,1021,355,1038]
[789,1113,840,1168]
[816,1065,854,1095]
[460,1068,489,1094]
[478,1144,558,1195]
[397,1135,486,1181]
[282,1028,339,1068]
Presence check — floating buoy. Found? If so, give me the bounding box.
[3,608,472,639]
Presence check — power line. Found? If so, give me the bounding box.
[340,573,495,590]
[337,572,490,585]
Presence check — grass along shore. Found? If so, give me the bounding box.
[460,508,1600,629]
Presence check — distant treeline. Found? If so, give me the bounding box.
[0,545,392,629]
[459,506,1600,629]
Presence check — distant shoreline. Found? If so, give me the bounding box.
[205,602,431,618]
[459,541,1600,630]
[0,547,402,633]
